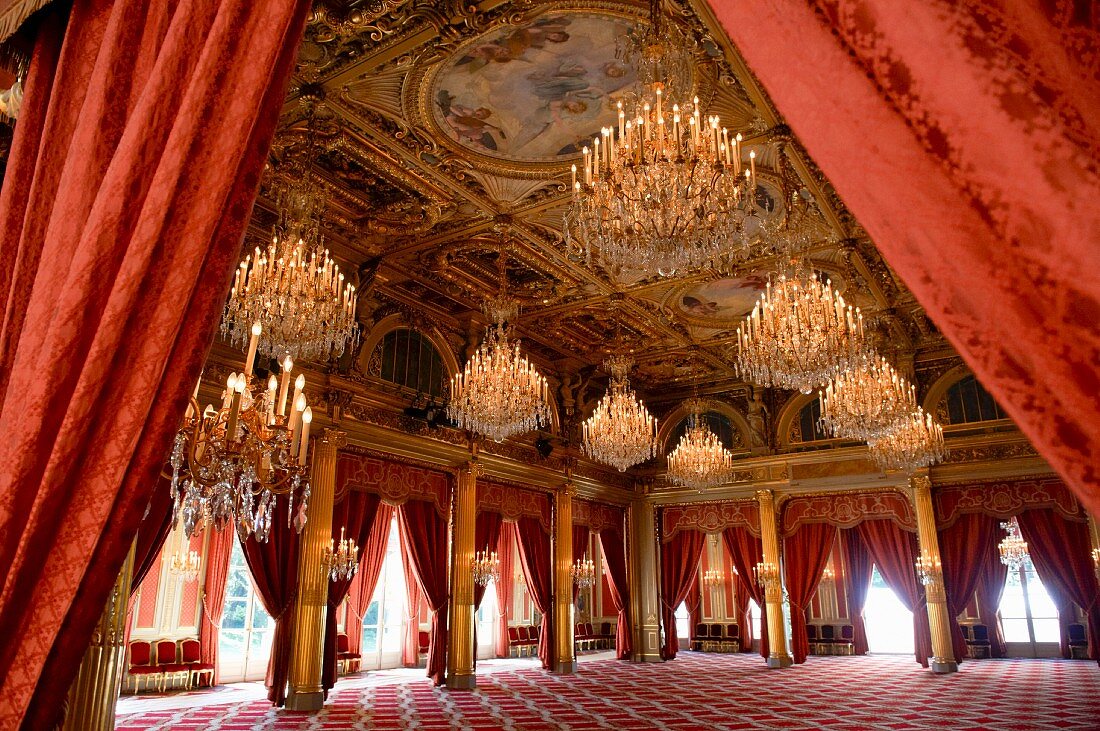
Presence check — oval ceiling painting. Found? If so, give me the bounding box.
[676,272,771,323]
[432,12,638,163]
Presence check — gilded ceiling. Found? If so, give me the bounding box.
[246,0,952,420]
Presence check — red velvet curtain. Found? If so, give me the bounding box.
[842,528,873,656]
[494,525,516,658]
[398,499,450,685]
[599,527,632,659]
[0,1,308,724]
[399,530,424,668]
[130,478,176,594]
[344,505,393,657]
[783,523,838,663]
[1017,510,1100,660]
[731,572,753,654]
[857,519,931,667]
[704,1,1100,517]
[938,513,1001,663]
[975,547,1008,658]
[198,522,235,684]
[515,516,554,669]
[571,524,590,603]
[238,500,301,706]
[322,491,382,694]
[722,527,769,658]
[686,581,702,645]
[659,530,704,660]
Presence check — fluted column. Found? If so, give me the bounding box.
[286,429,344,710]
[629,490,662,662]
[757,489,792,668]
[910,474,957,673]
[446,457,479,689]
[553,481,577,673]
[60,543,135,731]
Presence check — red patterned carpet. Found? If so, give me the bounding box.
[115,653,1100,730]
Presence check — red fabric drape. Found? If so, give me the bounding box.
[571,524,590,603]
[344,505,393,657]
[975,547,1008,658]
[238,500,300,706]
[857,519,931,667]
[659,530,704,660]
[515,517,554,669]
[397,499,449,685]
[1017,510,1100,660]
[474,511,504,611]
[723,527,769,658]
[686,581,702,646]
[842,529,873,656]
[0,1,308,723]
[399,530,423,668]
[199,523,235,685]
[322,491,382,694]
[704,1,1100,517]
[783,523,838,663]
[939,513,1001,663]
[599,528,632,659]
[131,478,176,595]
[731,571,753,654]
[494,525,516,658]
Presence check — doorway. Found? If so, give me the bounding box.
[217,541,274,683]
[863,565,915,655]
[358,516,406,671]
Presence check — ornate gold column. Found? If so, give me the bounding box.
[757,489,792,668]
[446,456,479,689]
[553,480,577,673]
[60,543,135,731]
[286,429,344,710]
[910,473,957,673]
[628,488,662,662]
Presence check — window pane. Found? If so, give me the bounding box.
[226,570,249,598]
[222,600,248,629]
[1023,568,1058,618]
[363,600,379,628]
[251,605,272,630]
[363,627,379,653]
[1032,618,1060,643]
[1001,617,1031,643]
[220,630,246,658]
[999,581,1027,620]
[382,623,402,652]
[250,629,273,657]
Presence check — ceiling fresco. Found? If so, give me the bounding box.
[242,0,953,426]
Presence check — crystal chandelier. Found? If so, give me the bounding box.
[168,550,201,583]
[322,527,359,582]
[169,322,313,543]
[753,561,780,591]
[666,398,737,491]
[820,566,836,585]
[998,519,1030,572]
[819,355,917,441]
[583,355,658,471]
[563,2,754,278]
[735,261,867,394]
[571,557,596,589]
[447,240,553,443]
[866,407,946,472]
[702,568,724,589]
[221,162,359,363]
[915,551,942,586]
[472,549,500,587]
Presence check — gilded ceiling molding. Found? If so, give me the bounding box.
[477,479,553,532]
[572,498,625,534]
[933,476,1084,529]
[337,448,453,516]
[660,499,761,542]
[778,490,916,537]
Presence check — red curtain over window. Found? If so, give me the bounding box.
[1017,509,1100,660]
[397,499,450,685]
[599,527,632,659]
[856,519,932,667]
[974,547,1008,658]
[703,0,1100,516]
[494,525,516,658]
[515,516,554,669]
[322,490,382,694]
[198,523,235,685]
[238,500,301,706]
[131,478,176,594]
[660,530,704,660]
[571,524,590,603]
[399,530,424,668]
[841,529,873,656]
[938,512,1001,663]
[474,511,504,611]
[0,1,308,724]
[783,523,838,663]
[723,526,769,658]
[344,505,393,658]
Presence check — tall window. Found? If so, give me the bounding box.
[371,328,446,398]
[669,411,741,452]
[218,541,273,682]
[477,580,498,660]
[748,599,762,645]
[359,516,407,670]
[944,375,1007,424]
[674,601,690,642]
[999,561,1059,653]
[791,400,831,443]
[863,566,915,655]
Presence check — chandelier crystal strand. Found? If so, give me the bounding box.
[866,407,946,472]
[221,176,359,363]
[666,398,736,491]
[582,355,658,471]
[998,518,1030,572]
[735,262,868,394]
[819,355,917,441]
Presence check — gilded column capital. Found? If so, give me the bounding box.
[909,473,932,495]
[320,428,348,448]
[560,480,578,498]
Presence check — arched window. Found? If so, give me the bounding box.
[668,411,743,452]
[369,328,447,398]
[789,399,830,443]
[943,375,1006,424]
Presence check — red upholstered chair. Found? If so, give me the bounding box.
[691,623,708,652]
[337,632,361,675]
[178,638,214,689]
[575,623,591,652]
[600,621,614,649]
[530,624,540,641]
[806,624,820,655]
[155,640,189,692]
[127,640,163,694]
[507,626,522,657]
[417,630,430,665]
[1068,624,1088,660]
[722,623,740,653]
[708,623,724,653]
[515,626,530,657]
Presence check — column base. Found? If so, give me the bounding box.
[553,660,578,674]
[931,659,958,674]
[446,673,477,690]
[633,651,664,663]
[285,689,325,711]
[766,654,793,668]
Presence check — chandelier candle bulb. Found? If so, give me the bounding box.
[278,357,293,416]
[243,321,261,377]
[298,407,312,463]
[288,374,305,432]
[266,375,278,424]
